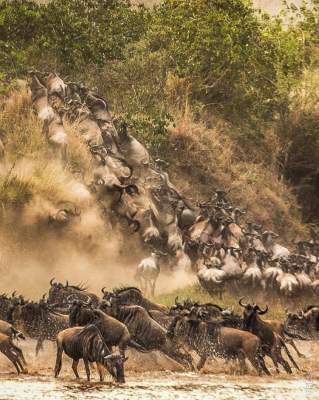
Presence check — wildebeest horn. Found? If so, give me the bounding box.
[104,353,124,361]
[101,287,107,295]
[42,293,46,300]
[104,354,115,360]
[50,278,55,286]
[65,280,69,288]
[154,250,168,256]
[238,297,248,308]
[102,299,112,307]
[257,305,268,315]
[12,291,16,298]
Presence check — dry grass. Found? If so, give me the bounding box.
[167,105,307,242]
[0,85,308,245]
[0,89,93,212]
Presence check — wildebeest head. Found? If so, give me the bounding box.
[168,296,184,316]
[262,230,279,246]
[104,353,128,383]
[286,310,304,326]
[68,297,93,327]
[239,297,268,330]
[48,278,96,307]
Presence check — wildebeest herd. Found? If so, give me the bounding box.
[5,72,317,301]
[0,281,318,382]
[1,72,319,384]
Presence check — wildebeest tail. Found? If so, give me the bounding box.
[128,340,150,353]
[11,327,26,340]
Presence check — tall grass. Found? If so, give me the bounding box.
[166,105,307,241]
[0,89,93,212]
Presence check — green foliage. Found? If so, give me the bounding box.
[0,0,148,75]
[145,0,304,130]
[42,0,148,72]
[116,111,172,157]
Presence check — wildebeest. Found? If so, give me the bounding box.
[68,300,147,357]
[0,319,26,341]
[167,310,269,375]
[286,305,319,339]
[263,317,305,358]
[102,295,193,369]
[11,300,68,355]
[30,74,54,121]
[261,231,290,260]
[135,253,161,296]
[0,293,14,321]
[0,333,27,374]
[0,319,27,367]
[55,324,127,382]
[48,279,100,308]
[239,298,299,373]
[102,286,167,313]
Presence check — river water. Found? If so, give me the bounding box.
[0,373,318,400]
[0,340,318,400]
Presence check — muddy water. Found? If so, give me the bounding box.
[0,374,318,400]
[0,340,318,400]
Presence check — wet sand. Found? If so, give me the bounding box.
[0,340,318,399]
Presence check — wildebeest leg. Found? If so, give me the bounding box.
[237,352,248,375]
[288,339,305,358]
[272,348,292,374]
[72,360,80,379]
[12,344,27,367]
[83,358,91,381]
[281,341,300,370]
[257,354,271,376]
[161,346,193,370]
[140,278,146,295]
[118,343,127,359]
[15,355,25,374]
[54,346,63,378]
[9,348,25,374]
[145,279,150,297]
[151,279,156,297]
[2,349,21,374]
[35,338,44,356]
[151,279,155,297]
[197,355,207,371]
[97,363,105,382]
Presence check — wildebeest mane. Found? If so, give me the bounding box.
[77,324,110,363]
[113,286,142,295]
[206,320,221,341]
[68,282,88,292]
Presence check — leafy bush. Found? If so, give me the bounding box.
[145,0,303,130]
[0,0,148,76]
